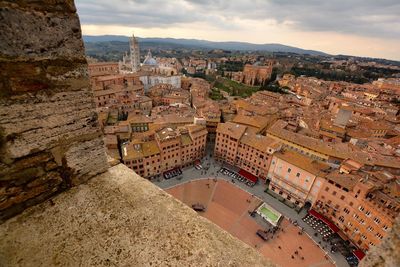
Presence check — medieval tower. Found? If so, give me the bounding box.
[130,33,140,72]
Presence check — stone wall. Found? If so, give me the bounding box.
[0,164,274,267]
[359,216,400,267]
[0,0,108,222]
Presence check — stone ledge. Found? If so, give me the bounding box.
[360,216,400,267]
[0,164,274,267]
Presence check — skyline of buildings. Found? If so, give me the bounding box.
[2,2,398,266]
[87,31,399,263]
[75,0,400,61]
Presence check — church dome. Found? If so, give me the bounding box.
[143,50,157,66]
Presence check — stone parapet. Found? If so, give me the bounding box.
[360,216,400,267]
[0,164,274,267]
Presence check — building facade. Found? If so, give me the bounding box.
[88,62,119,77]
[122,125,207,178]
[313,171,399,251]
[214,122,281,180]
[228,62,273,86]
[267,150,330,208]
[139,74,182,92]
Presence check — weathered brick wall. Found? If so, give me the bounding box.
[0,0,108,222]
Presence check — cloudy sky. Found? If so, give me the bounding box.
[76,0,400,60]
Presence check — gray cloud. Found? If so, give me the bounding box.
[76,0,400,39]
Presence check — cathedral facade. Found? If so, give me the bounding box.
[119,34,140,73]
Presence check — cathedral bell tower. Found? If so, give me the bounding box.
[129,33,140,72]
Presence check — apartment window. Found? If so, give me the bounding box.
[373,217,381,225]
[359,206,365,212]
[296,173,300,178]
[343,208,350,214]
[369,242,375,247]
[325,187,329,192]
[340,195,345,200]
[367,226,373,232]
[332,191,337,196]
[382,225,389,231]
[288,168,291,173]
[361,235,367,240]
[349,202,353,207]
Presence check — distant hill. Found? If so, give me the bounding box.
[83,35,328,56]
[84,35,130,43]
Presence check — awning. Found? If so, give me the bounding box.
[337,230,349,241]
[353,249,365,261]
[308,209,340,233]
[164,167,180,174]
[239,169,258,183]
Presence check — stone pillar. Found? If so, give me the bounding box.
[0,0,108,222]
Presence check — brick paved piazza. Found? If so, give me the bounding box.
[166,179,335,267]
